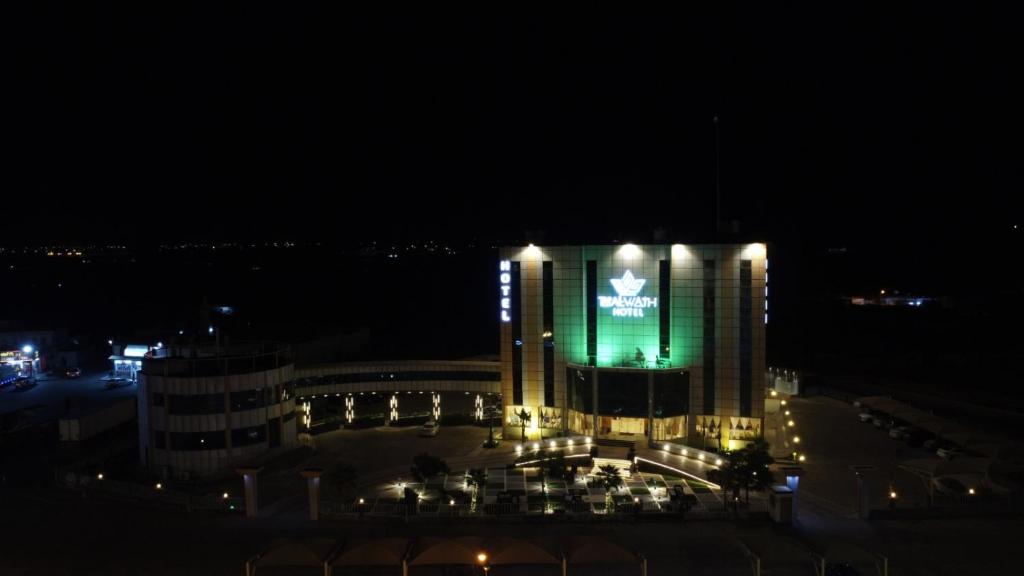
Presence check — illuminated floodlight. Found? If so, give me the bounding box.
[22,345,33,354]
[619,243,641,258]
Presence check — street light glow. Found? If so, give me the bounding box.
[22,345,33,354]
[477,552,488,564]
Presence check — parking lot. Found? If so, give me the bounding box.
[789,395,933,513]
[0,369,136,425]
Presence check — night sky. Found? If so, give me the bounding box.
[7,3,1022,248]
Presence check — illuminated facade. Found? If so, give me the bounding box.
[499,244,767,449]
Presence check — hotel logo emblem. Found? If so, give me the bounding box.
[610,270,646,297]
[599,270,658,317]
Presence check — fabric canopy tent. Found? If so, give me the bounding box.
[564,536,639,565]
[249,538,337,576]
[330,538,409,567]
[480,537,561,566]
[408,537,483,566]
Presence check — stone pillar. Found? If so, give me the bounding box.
[235,467,263,518]
[301,468,324,521]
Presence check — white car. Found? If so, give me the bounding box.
[889,426,912,439]
[858,412,875,423]
[937,446,960,460]
[418,420,439,437]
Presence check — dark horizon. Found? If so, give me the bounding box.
[6,4,1022,250]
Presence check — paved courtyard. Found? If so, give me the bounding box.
[353,467,756,515]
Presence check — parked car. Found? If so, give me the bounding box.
[889,426,913,439]
[937,445,961,460]
[858,412,875,423]
[63,367,82,378]
[418,420,440,437]
[922,438,941,451]
[872,417,887,428]
[104,377,128,389]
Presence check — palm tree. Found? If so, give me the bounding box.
[594,464,624,512]
[517,408,532,442]
[739,439,775,503]
[707,452,743,511]
[465,468,487,513]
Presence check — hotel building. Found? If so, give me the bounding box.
[498,243,767,449]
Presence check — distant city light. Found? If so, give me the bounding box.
[108,339,113,345]
[208,326,214,334]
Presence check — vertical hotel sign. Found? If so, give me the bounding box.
[499,260,512,322]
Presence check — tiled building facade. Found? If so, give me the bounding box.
[499,243,767,449]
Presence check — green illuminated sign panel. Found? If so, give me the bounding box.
[598,270,658,317]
